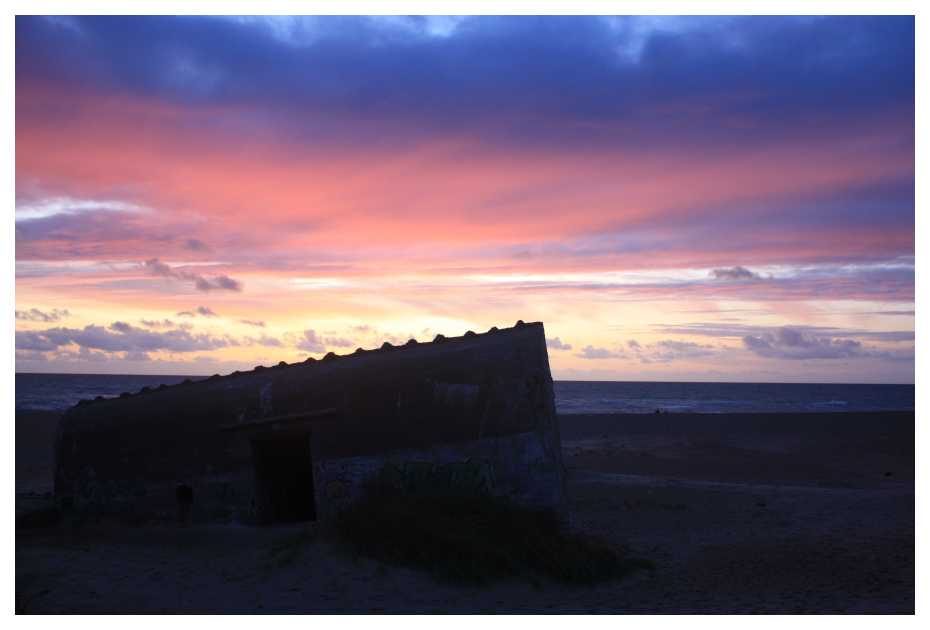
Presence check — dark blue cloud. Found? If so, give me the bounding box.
[742,328,870,360]
[16,15,914,150]
[676,176,916,236]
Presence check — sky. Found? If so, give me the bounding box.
[14,15,915,382]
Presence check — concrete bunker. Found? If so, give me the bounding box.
[54,321,565,525]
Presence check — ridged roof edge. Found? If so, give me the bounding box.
[73,321,543,408]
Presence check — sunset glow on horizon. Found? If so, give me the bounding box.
[15,15,915,382]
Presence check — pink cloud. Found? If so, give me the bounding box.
[16,86,913,275]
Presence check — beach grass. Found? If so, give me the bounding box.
[334,482,652,585]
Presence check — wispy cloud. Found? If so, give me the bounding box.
[546,337,573,351]
[710,266,764,281]
[623,338,717,363]
[654,322,914,343]
[175,305,219,318]
[16,322,235,354]
[576,345,624,360]
[742,328,864,360]
[15,307,70,322]
[140,318,180,329]
[245,334,283,348]
[295,329,355,354]
[143,258,242,293]
[15,196,147,221]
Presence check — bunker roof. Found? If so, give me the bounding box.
[72,320,544,409]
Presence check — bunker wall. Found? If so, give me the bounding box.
[53,323,564,521]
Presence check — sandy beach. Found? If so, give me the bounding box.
[16,410,914,614]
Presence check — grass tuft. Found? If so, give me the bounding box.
[335,481,651,585]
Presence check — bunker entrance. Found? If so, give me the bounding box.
[252,434,316,524]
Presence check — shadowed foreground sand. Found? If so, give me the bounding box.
[16,411,914,613]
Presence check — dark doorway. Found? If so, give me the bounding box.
[251,434,316,524]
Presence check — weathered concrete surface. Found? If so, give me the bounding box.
[54,321,565,522]
[314,430,564,519]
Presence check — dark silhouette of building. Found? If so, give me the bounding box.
[54,321,565,525]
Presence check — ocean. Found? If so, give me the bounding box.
[14,373,915,415]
